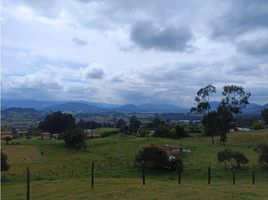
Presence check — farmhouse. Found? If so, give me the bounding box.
[83,129,101,138]
[52,133,60,139]
[231,127,251,132]
[154,144,191,157]
[1,134,13,140]
[40,132,51,139]
[12,125,29,135]
[83,129,92,134]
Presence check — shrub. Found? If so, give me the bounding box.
[101,131,117,138]
[63,126,86,149]
[175,125,188,138]
[135,146,168,169]
[154,126,171,138]
[255,144,268,168]
[217,149,249,168]
[1,152,10,171]
[251,120,264,130]
[261,108,268,124]
[135,146,183,171]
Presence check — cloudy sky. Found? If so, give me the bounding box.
[1,0,268,107]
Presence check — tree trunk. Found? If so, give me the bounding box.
[211,134,215,145]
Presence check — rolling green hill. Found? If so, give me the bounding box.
[1,129,268,200]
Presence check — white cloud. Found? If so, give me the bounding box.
[1,0,268,106]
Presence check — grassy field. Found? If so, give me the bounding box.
[1,129,268,199]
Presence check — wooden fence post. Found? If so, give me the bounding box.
[178,164,182,185]
[142,161,145,185]
[252,171,255,185]
[208,165,211,185]
[26,167,30,200]
[91,161,95,189]
[232,170,235,185]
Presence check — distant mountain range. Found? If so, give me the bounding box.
[1,99,188,113]
[1,99,267,114]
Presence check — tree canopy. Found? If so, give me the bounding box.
[255,144,268,168]
[261,108,268,124]
[38,111,76,134]
[1,152,10,171]
[217,149,249,168]
[191,84,250,144]
[63,126,86,149]
[129,116,141,133]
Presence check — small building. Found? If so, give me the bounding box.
[52,133,60,139]
[12,125,29,136]
[83,129,92,134]
[148,130,155,136]
[41,132,51,139]
[83,129,101,138]
[154,144,191,157]
[234,127,251,132]
[1,134,13,140]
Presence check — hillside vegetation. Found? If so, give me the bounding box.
[1,129,268,200]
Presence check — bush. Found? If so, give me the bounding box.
[255,144,268,168]
[63,126,86,149]
[261,108,268,124]
[100,131,117,138]
[1,152,10,171]
[135,146,183,171]
[135,146,168,169]
[217,149,249,168]
[26,135,32,139]
[154,126,171,138]
[175,125,188,138]
[251,120,264,130]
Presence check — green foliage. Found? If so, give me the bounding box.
[135,146,169,169]
[217,149,249,168]
[116,118,129,134]
[255,144,268,167]
[221,85,251,114]
[77,119,111,129]
[116,118,126,129]
[154,126,171,138]
[202,111,221,136]
[135,146,183,171]
[63,126,86,149]
[217,104,234,144]
[190,84,216,114]
[1,129,268,199]
[191,84,250,145]
[261,108,268,124]
[1,152,10,171]
[147,116,164,129]
[38,111,76,134]
[175,125,188,138]
[129,116,141,133]
[252,120,265,130]
[100,130,118,138]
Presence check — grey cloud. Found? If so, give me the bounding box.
[85,68,105,79]
[236,37,268,56]
[226,64,261,76]
[211,0,268,39]
[130,21,193,52]
[72,37,88,46]
[115,88,174,105]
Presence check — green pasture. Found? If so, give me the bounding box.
[1,129,268,199]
